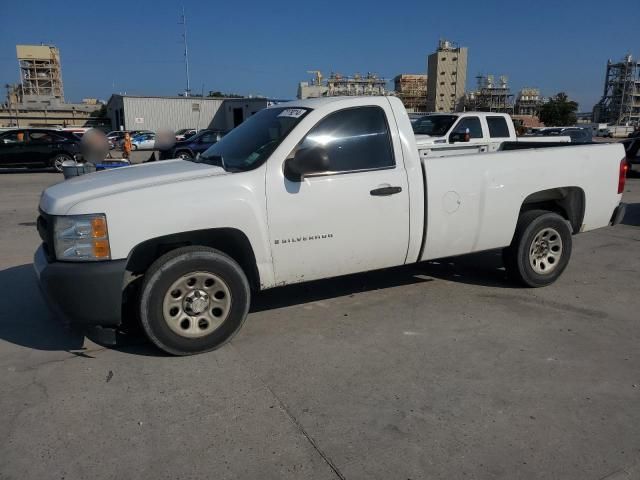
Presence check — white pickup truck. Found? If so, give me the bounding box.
[34,96,627,355]
[412,111,571,158]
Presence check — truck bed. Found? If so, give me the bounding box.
[418,142,625,261]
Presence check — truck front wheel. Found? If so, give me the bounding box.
[503,210,572,287]
[139,246,251,355]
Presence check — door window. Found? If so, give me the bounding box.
[1,131,26,144]
[29,132,60,143]
[487,116,511,138]
[453,117,483,139]
[298,106,394,173]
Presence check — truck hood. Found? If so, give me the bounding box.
[40,159,227,214]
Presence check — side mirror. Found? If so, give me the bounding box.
[450,128,470,143]
[285,147,330,181]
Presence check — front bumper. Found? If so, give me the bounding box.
[34,245,126,327]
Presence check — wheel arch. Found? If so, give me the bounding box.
[519,186,585,234]
[49,150,74,160]
[125,228,260,291]
[174,148,194,158]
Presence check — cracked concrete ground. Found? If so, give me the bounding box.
[0,169,639,480]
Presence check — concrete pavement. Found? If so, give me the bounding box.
[0,170,639,479]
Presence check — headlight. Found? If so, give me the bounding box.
[53,214,111,261]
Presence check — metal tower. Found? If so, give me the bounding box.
[594,54,640,126]
[16,44,64,101]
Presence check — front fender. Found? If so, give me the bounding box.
[66,167,275,288]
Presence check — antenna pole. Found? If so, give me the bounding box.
[180,5,191,97]
[196,83,204,131]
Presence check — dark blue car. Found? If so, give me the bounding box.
[168,129,226,160]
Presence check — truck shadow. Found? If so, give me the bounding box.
[621,203,640,227]
[0,264,86,352]
[0,264,158,355]
[0,252,511,354]
[251,249,513,312]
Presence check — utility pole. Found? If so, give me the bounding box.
[196,83,204,131]
[179,5,191,97]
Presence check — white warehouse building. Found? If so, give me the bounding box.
[106,95,278,132]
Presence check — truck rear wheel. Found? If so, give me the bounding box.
[503,210,572,287]
[139,246,251,355]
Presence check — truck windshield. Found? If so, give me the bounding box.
[196,107,311,171]
[412,115,457,136]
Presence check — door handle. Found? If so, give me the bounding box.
[370,186,402,196]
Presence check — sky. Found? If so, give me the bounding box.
[1,0,637,111]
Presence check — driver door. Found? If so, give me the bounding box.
[448,116,488,155]
[266,102,410,285]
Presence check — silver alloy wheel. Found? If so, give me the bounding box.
[54,155,73,172]
[529,227,563,274]
[177,151,192,159]
[162,271,232,338]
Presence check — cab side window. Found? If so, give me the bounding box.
[454,117,483,139]
[298,106,395,172]
[487,116,511,138]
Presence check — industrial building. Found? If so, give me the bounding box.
[464,74,514,113]
[515,88,543,116]
[106,95,275,132]
[393,74,428,112]
[16,44,64,102]
[0,44,103,128]
[297,71,387,99]
[593,54,640,126]
[426,39,467,112]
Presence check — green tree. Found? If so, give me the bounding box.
[207,91,243,98]
[539,92,578,126]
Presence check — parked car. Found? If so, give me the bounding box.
[106,130,127,141]
[622,137,640,173]
[115,130,154,149]
[597,128,612,138]
[175,128,198,141]
[166,129,226,159]
[35,96,627,355]
[131,132,156,150]
[130,130,153,137]
[527,126,592,144]
[106,131,127,150]
[0,128,81,172]
[559,127,593,144]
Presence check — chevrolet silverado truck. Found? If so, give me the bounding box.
[412,112,571,158]
[34,96,628,355]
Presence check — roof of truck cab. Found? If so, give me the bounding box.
[271,96,391,109]
[418,111,511,118]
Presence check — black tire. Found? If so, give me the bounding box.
[131,144,138,150]
[175,150,193,160]
[139,246,251,355]
[50,153,73,172]
[503,210,572,287]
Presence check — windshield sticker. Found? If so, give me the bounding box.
[278,108,306,118]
